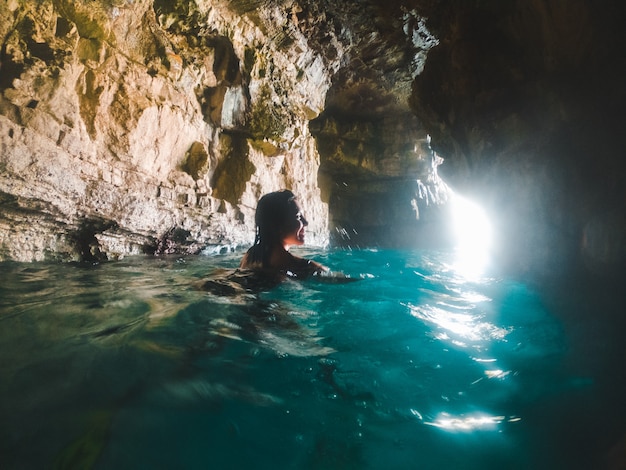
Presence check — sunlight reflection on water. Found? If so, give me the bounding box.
[403,261,525,436]
[408,303,510,346]
[424,412,522,431]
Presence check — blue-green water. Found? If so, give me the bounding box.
[1,249,625,469]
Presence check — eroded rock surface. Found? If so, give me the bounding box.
[0,0,342,260]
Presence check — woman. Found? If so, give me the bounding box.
[240,190,328,278]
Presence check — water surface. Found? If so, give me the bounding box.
[1,249,624,469]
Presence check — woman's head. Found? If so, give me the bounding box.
[255,190,308,248]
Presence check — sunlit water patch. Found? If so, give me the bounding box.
[1,249,624,469]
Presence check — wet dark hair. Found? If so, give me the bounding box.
[247,189,299,267]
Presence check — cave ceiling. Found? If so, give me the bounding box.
[298,0,438,118]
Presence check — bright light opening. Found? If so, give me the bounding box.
[449,192,493,277]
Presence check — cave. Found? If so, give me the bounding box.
[1,0,624,281]
[1,0,626,468]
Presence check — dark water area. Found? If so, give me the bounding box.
[1,248,625,469]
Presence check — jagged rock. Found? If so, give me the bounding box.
[0,0,350,261]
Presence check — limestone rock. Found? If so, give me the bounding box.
[0,0,349,260]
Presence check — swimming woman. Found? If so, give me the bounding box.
[240,189,328,279]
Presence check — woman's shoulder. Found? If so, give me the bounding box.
[239,251,254,269]
[240,247,265,270]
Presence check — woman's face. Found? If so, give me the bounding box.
[281,201,308,248]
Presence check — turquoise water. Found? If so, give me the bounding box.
[1,249,624,469]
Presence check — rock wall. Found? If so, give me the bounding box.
[309,0,446,249]
[0,0,347,261]
[312,113,450,248]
